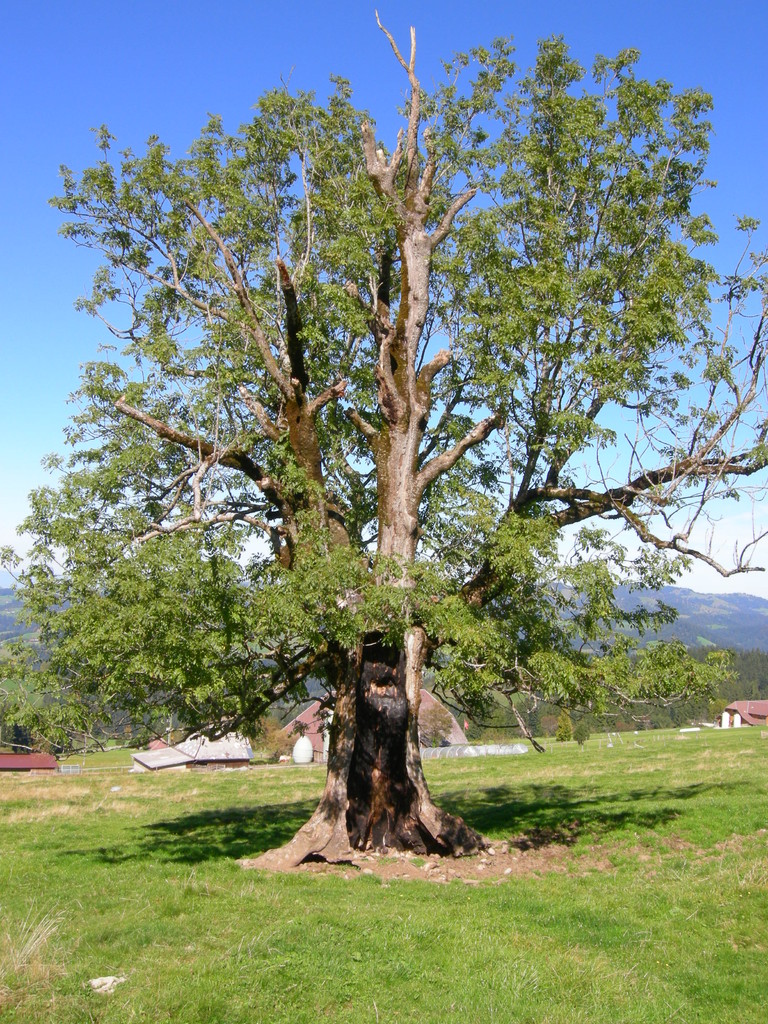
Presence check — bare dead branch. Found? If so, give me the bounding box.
[430,189,477,249]
[361,123,405,202]
[418,412,501,491]
[419,126,436,200]
[509,699,546,753]
[418,348,451,390]
[137,509,274,544]
[374,10,415,75]
[369,14,419,192]
[237,385,281,441]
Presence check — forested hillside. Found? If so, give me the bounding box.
[0,589,31,643]
[618,587,768,651]
[713,648,768,701]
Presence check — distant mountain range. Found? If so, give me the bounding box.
[3,584,768,652]
[615,586,768,651]
[0,588,32,644]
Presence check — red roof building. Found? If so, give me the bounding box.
[723,700,768,726]
[0,753,58,773]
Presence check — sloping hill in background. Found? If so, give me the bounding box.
[617,586,768,651]
[0,588,29,643]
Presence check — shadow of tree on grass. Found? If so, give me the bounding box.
[436,780,738,848]
[86,797,318,865]
[80,778,738,866]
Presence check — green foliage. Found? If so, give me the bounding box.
[573,717,591,746]
[3,29,766,745]
[555,709,573,742]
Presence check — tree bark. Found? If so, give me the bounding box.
[244,38,490,872]
[247,630,485,870]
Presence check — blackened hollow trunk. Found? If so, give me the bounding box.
[347,637,414,848]
[249,632,485,870]
[347,635,444,852]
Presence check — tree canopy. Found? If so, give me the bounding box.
[2,21,766,860]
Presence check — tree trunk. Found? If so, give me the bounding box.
[247,629,485,870]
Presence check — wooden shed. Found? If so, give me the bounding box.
[0,753,58,774]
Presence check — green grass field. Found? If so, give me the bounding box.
[1,728,766,1023]
[57,747,136,769]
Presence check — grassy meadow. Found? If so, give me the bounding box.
[1,728,766,1023]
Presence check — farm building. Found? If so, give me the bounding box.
[418,690,469,746]
[0,753,58,774]
[131,733,253,771]
[721,700,768,727]
[282,690,468,762]
[131,747,194,772]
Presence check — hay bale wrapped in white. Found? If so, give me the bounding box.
[292,735,314,764]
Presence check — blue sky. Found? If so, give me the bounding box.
[1,0,766,592]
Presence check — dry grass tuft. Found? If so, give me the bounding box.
[0,780,93,802]
[0,906,65,1007]
[4,804,78,824]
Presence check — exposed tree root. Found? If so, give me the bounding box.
[240,799,486,872]
[241,804,355,871]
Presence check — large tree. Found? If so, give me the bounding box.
[3,22,767,865]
